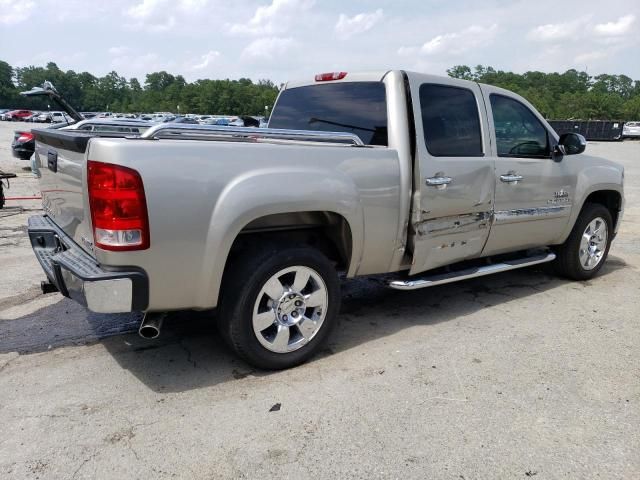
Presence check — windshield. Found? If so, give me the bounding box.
[268,82,388,146]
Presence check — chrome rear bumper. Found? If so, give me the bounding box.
[27,215,148,313]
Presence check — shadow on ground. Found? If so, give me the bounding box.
[1,256,629,393]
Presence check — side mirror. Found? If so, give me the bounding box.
[558,132,586,155]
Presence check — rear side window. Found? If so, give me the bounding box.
[490,94,549,158]
[268,82,388,146]
[419,84,483,157]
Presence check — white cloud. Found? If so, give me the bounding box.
[110,52,174,74]
[124,0,210,32]
[228,0,314,35]
[529,14,635,43]
[241,36,293,59]
[1,0,640,84]
[108,46,131,56]
[594,14,635,36]
[574,50,608,64]
[0,0,35,24]
[399,24,498,57]
[397,46,418,56]
[189,50,221,70]
[335,9,383,39]
[125,0,175,31]
[527,16,591,41]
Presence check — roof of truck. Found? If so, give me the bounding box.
[283,70,484,91]
[284,71,391,89]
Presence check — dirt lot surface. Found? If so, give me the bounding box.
[0,120,638,479]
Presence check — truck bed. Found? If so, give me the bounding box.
[32,125,406,311]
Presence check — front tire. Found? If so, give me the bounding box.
[553,203,613,280]
[218,245,340,370]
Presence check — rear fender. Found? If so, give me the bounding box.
[197,167,364,308]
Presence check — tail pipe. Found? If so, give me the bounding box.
[138,312,166,339]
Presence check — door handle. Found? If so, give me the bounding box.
[426,175,452,188]
[500,172,523,183]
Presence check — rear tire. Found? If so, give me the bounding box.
[218,244,340,370]
[553,203,613,280]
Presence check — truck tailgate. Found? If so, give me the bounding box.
[33,129,96,257]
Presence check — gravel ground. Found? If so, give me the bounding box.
[0,120,638,479]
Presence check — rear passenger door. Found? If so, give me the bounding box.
[481,88,574,256]
[407,75,495,274]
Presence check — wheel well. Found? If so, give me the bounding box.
[583,190,622,227]
[227,211,353,271]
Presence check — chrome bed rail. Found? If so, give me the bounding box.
[135,123,365,146]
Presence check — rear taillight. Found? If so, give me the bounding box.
[87,160,150,251]
[17,132,34,143]
[315,72,347,81]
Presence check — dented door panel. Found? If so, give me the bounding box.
[406,73,495,274]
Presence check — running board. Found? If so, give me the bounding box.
[388,252,556,291]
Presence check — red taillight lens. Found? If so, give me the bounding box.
[315,72,347,82]
[87,160,150,251]
[17,132,34,143]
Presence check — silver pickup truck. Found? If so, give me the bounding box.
[28,70,624,369]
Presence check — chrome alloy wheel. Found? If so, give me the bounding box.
[252,266,328,353]
[579,217,608,271]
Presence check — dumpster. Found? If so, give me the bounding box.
[548,120,623,141]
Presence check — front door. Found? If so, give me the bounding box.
[481,88,574,256]
[407,75,495,275]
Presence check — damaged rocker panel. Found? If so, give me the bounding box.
[416,205,571,237]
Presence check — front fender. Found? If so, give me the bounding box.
[558,162,623,242]
[196,166,364,308]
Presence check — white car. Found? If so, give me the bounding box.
[622,121,640,138]
[35,111,72,124]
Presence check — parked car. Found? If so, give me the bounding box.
[28,70,624,370]
[171,116,199,124]
[6,110,33,121]
[622,121,640,138]
[0,108,11,120]
[228,117,245,127]
[12,118,151,162]
[24,111,42,122]
[11,130,35,160]
[202,117,230,126]
[33,111,71,123]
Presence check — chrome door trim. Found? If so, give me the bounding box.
[494,205,571,224]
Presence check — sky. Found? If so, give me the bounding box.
[0,0,639,83]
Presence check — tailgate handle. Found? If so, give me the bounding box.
[47,151,58,173]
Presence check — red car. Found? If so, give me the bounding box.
[7,110,33,121]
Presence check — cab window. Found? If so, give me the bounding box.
[268,82,388,146]
[419,84,483,157]
[490,94,549,158]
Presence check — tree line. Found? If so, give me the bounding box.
[447,65,640,120]
[0,61,279,116]
[1,60,639,119]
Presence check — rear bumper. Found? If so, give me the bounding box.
[11,144,33,159]
[27,215,148,313]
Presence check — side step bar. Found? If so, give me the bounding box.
[388,252,556,291]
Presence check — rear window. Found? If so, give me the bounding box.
[268,82,388,146]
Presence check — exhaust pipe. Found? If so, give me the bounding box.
[138,312,166,339]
